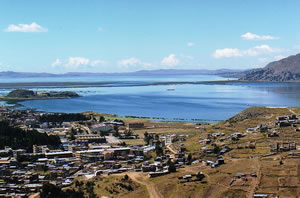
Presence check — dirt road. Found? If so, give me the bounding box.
[126,172,162,198]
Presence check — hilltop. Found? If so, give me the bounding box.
[240,53,300,82]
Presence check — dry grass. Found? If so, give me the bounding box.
[78,107,300,198]
[68,175,149,198]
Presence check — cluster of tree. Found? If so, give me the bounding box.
[0,121,61,152]
[155,141,163,156]
[212,144,221,154]
[186,153,193,165]
[40,183,84,198]
[68,128,77,141]
[144,132,159,145]
[40,113,89,122]
[167,159,176,172]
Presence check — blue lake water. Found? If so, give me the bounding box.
[1,74,300,122]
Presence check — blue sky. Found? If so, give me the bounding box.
[0,0,300,73]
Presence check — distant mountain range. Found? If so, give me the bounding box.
[0,69,244,78]
[240,53,300,82]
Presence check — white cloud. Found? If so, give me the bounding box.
[118,57,152,68]
[52,57,107,69]
[65,57,89,69]
[241,32,279,41]
[187,42,195,47]
[51,59,62,67]
[213,48,242,58]
[91,60,107,66]
[4,22,48,32]
[161,54,180,67]
[118,58,140,66]
[0,62,12,70]
[213,45,282,58]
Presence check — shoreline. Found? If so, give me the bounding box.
[0,80,297,89]
[6,100,220,124]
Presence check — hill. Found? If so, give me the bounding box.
[7,89,35,98]
[240,53,300,81]
[2,89,79,101]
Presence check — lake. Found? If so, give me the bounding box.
[1,74,300,122]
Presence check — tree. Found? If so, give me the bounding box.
[196,172,205,180]
[69,128,76,141]
[113,125,120,137]
[100,131,106,137]
[99,116,105,122]
[187,153,192,164]
[123,174,129,181]
[167,159,176,172]
[144,132,153,145]
[0,121,61,152]
[40,183,84,198]
[213,145,221,154]
[155,141,163,156]
[40,183,61,198]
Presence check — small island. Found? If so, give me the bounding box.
[0,89,80,101]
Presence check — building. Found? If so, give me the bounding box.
[128,123,144,129]
[45,151,73,159]
[74,135,106,144]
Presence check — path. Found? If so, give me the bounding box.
[123,172,163,198]
[166,144,178,154]
[247,159,262,198]
[287,107,297,114]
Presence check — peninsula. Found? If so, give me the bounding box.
[0,89,80,101]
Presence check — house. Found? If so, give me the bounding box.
[247,128,256,133]
[200,139,211,144]
[256,124,268,133]
[45,151,73,159]
[74,135,106,144]
[270,142,296,152]
[217,157,224,165]
[235,173,246,178]
[253,194,268,198]
[182,174,193,181]
[128,123,144,129]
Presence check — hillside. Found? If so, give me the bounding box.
[240,53,300,82]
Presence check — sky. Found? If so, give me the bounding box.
[0,0,300,73]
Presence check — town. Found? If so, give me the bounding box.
[0,106,197,197]
[1,106,300,197]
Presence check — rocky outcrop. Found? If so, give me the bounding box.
[240,53,300,82]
